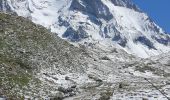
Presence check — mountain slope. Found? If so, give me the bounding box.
[0,13,87,99]
[1,0,170,58]
[1,12,170,100]
[1,0,170,99]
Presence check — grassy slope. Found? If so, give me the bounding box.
[0,13,85,98]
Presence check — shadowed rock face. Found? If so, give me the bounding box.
[112,34,127,47]
[134,36,156,49]
[110,0,140,11]
[152,35,170,46]
[62,26,88,42]
[70,0,113,21]
[0,0,12,12]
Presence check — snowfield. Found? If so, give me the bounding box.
[4,0,170,58]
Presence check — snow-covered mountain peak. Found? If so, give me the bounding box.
[1,0,170,58]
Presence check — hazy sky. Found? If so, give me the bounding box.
[133,0,170,33]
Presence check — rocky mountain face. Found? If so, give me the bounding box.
[0,0,170,99]
[1,0,170,58]
[0,0,11,12]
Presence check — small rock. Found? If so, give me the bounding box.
[58,87,67,93]
[69,92,76,97]
[147,95,152,97]
[111,49,118,53]
[118,82,129,89]
[96,79,103,82]
[58,87,74,94]
[142,98,148,100]
[67,88,74,93]
[50,92,64,100]
[88,74,103,82]
[71,85,77,88]
[52,77,58,80]
[119,83,123,89]
[65,76,70,80]
[166,81,170,85]
[43,73,50,77]
[94,59,97,61]
[100,56,110,60]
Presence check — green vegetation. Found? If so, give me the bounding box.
[0,12,84,98]
[1,73,31,86]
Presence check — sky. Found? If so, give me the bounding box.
[132,0,170,33]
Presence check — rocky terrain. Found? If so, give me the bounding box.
[0,13,87,99]
[0,13,170,100]
[0,0,170,100]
